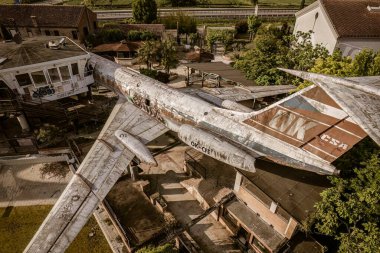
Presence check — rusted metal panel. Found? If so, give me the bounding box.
[243,85,368,164]
[281,69,380,146]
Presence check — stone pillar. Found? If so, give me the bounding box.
[17,113,30,132]
[234,172,243,192]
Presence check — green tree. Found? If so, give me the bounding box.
[234,29,327,86]
[247,15,262,41]
[158,38,178,73]
[138,40,159,69]
[286,31,329,71]
[205,29,235,53]
[310,151,380,253]
[132,0,158,24]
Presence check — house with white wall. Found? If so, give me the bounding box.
[294,0,380,57]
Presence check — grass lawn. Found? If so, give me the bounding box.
[0,205,112,253]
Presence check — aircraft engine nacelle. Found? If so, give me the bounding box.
[178,125,256,173]
[115,130,157,166]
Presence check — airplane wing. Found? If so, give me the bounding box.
[24,99,168,253]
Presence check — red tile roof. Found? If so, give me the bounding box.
[321,0,380,38]
[0,4,92,28]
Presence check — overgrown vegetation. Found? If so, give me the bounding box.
[127,30,158,41]
[206,29,236,53]
[0,206,112,253]
[132,0,158,23]
[40,162,70,180]
[160,12,197,35]
[136,243,177,253]
[36,124,63,145]
[138,37,178,74]
[304,148,380,253]
[86,28,125,47]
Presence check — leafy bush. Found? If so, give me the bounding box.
[140,68,170,83]
[127,30,157,41]
[206,29,236,52]
[36,124,62,144]
[160,12,197,34]
[86,29,126,47]
[136,243,177,253]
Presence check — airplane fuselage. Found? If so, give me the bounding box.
[91,55,338,175]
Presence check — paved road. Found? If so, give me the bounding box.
[96,7,297,20]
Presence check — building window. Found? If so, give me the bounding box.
[48,68,61,83]
[31,71,47,87]
[15,73,32,86]
[83,27,89,36]
[54,30,60,36]
[59,66,71,81]
[45,30,51,36]
[71,63,79,76]
[71,30,78,40]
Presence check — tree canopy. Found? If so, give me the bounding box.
[161,12,197,35]
[132,0,158,24]
[309,150,380,253]
[234,28,328,85]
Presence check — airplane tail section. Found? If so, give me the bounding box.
[242,85,368,163]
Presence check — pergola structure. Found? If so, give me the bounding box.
[183,62,256,87]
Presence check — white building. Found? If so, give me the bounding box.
[0,36,94,102]
[294,0,380,57]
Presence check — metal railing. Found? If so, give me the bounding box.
[96,6,298,20]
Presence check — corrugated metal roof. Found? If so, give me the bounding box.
[0,36,87,70]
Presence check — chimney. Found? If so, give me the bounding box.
[30,16,38,28]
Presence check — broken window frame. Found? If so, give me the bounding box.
[31,70,48,87]
[71,63,79,76]
[48,67,61,84]
[15,73,33,87]
[59,65,71,81]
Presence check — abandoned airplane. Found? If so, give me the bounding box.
[24,52,380,252]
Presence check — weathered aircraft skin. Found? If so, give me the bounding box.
[115,129,157,166]
[24,54,378,253]
[90,54,370,175]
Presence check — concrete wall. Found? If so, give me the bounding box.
[294,1,338,54]
[234,172,298,239]
[338,38,380,57]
